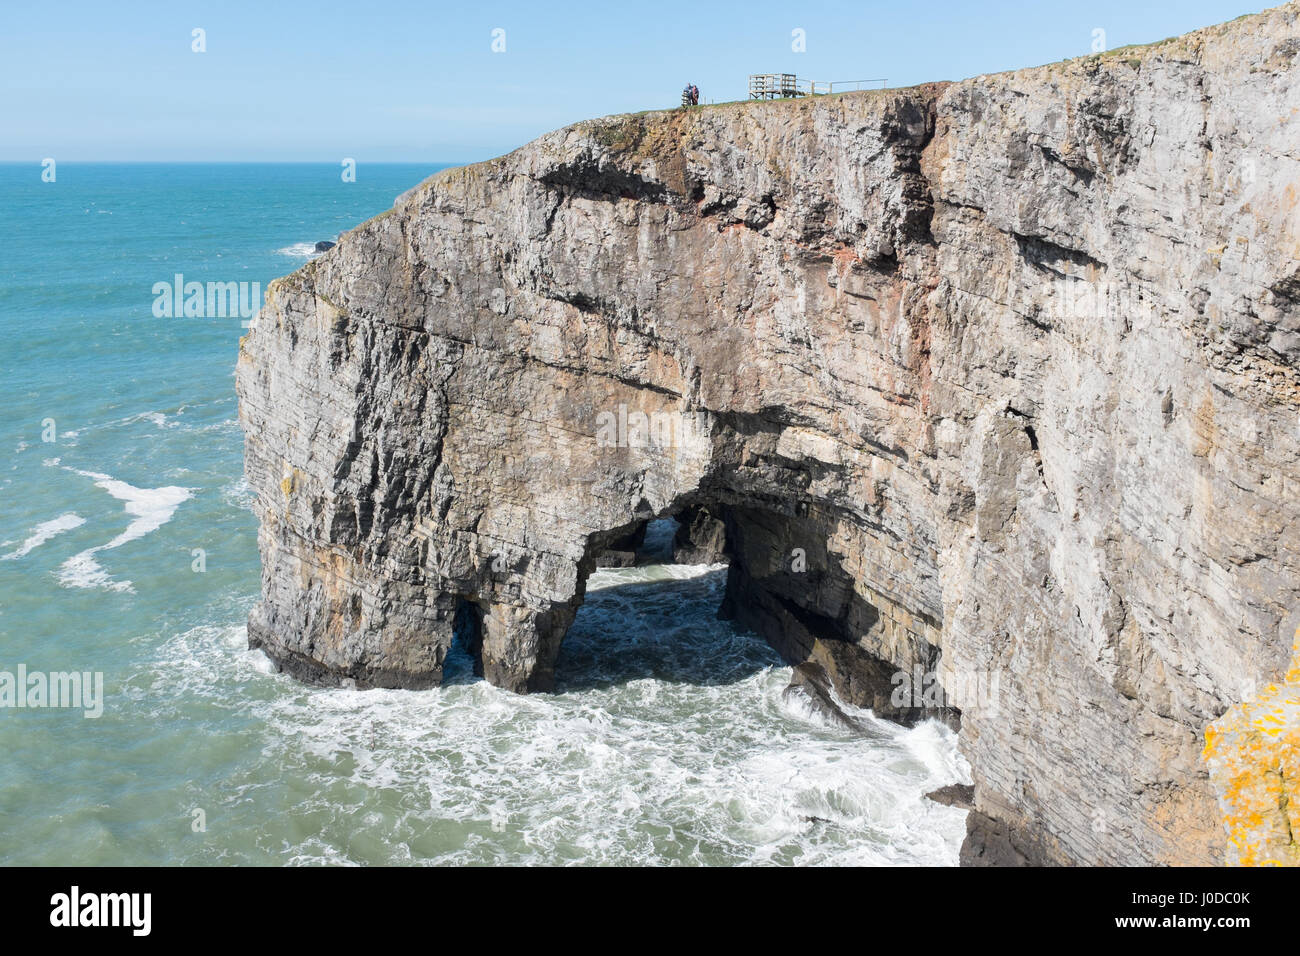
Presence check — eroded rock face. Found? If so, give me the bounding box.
[237,5,1300,865]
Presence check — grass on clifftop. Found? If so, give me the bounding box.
[586,83,904,129]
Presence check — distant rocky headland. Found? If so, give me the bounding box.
[237,3,1300,865]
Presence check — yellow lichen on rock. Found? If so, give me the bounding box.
[280,466,303,501]
[1204,629,1300,866]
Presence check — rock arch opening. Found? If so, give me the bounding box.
[545,498,958,731]
[550,513,770,693]
[448,596,485,684]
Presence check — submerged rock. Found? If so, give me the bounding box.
[237,5,1300,866]
[926,783,976,810]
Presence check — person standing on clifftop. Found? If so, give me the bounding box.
[691,84,699,105]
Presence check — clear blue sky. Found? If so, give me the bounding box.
[0,0,1267,162]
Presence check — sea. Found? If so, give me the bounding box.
[0,162,969,865]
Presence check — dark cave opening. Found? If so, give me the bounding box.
[446,595,485,685]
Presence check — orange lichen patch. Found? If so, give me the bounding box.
[1204,630,1300,866]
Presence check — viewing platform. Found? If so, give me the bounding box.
[747,74,887,99]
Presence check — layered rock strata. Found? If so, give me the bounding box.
[237,5,1300,864]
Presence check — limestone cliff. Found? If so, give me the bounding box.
[237,4,1300,865]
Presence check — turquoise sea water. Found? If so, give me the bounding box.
[0,163,968,865]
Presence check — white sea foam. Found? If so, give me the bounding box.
[123,411,174,429]
[220,475,254,511]
[185,418,240,437]
[90,410,176,431]
[140,552,969,866]
[2,513,86,560]
[56,468,192,593]
[276,242,323,258]
[67,468,192,550]
[60,406,230,439]
[57,550,135,593]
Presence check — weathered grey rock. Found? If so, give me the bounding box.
[593,524,646,567]
[237,5,1300,865]
[671,506,728,563]
[927,783,976,810]
[960,811,1045,867]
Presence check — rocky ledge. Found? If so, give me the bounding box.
[237,4,1300,865]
